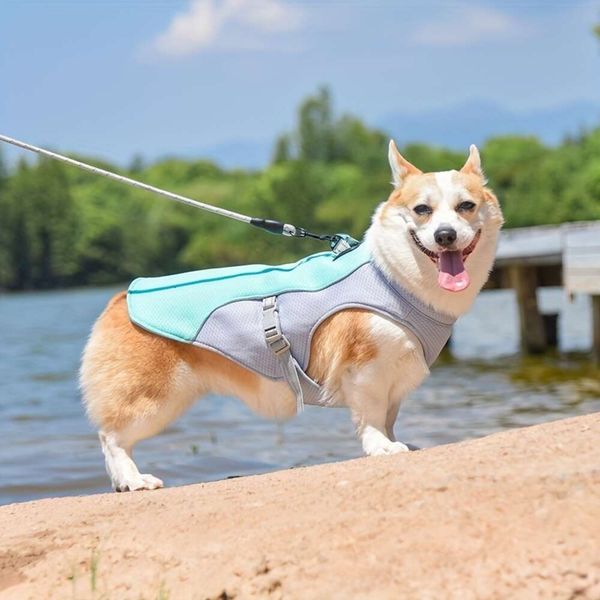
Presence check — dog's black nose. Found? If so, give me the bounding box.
[434,226,457,247]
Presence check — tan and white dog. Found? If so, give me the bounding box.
[80,141,503,492]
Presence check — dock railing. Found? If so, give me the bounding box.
[487,221,600,361]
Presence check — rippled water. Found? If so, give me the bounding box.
[1,285,599,505]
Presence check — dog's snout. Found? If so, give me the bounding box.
[434,226,457,247]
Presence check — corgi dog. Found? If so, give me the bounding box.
[80,141,503,492]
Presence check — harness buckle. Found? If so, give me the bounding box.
[262,298,291,356]
[264,325,291,355]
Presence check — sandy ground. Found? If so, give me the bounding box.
[1,414,599,600]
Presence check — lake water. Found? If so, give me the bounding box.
[1,285,599,505]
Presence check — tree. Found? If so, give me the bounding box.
[330,115,388,169]
[273,86,389,169]
[33,159,79,287]
[3,159,35,288]
[129,153,145,173]
[272,134,292,163]
[481,136,548,195]
[0,157,78,289]
[297,86,336,162]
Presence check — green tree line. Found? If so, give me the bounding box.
[1,86,599,290]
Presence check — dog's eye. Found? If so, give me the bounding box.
[457,200,476,212]
[413,204,433,216]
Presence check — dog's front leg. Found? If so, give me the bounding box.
[343,372,409,457]
[341,333,430,456]
[385,400,401,442]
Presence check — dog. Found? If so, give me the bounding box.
[80,141,503,492]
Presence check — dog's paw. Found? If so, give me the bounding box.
[361,425,410,456]
[371,441,410,456]
[114,473,164,492]
[365,440,410,457]
[140,473,164,489]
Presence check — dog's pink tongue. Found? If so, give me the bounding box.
[438,251,470,292]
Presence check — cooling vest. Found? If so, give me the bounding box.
[127,242,455,408]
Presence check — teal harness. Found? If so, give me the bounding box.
[127,243,455,412]
[128,244,371,345]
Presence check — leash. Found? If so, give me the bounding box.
[0,133,358,254]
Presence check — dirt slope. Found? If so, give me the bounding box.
[1,413,599,600]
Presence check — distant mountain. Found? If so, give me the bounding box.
[192,100,600,169]
[379,100,600,150]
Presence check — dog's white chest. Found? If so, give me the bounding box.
[364,313,431,399]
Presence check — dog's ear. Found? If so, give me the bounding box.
[388,140,421,188]
[460,144,484,178]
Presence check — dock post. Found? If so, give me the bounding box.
[542,313,559,348]
[592,296,600,365]
[509,265,547,354]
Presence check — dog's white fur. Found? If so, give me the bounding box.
[80,141,503,492]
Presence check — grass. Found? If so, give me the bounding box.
[67,546,171,599]
[90,548,100,593]
[156,581,170,600]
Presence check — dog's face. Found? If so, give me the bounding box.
[368,141,503,314]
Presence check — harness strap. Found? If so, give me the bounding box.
[262,296,304,414]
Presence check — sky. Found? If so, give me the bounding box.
[1,0,599,167]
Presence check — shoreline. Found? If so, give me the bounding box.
[1,412,599,599]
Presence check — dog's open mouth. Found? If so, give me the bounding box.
[410,229,481,292]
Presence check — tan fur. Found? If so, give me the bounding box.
[389,141,421,177]
[482,189,503,224]
[307,309,378,392]
[459,171,486,197]
[456,171,503,223]
[460,171,503,225]
[385,173,436,209]
[460,145,482,177]
[81,291,260,431]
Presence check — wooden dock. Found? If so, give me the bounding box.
[487,221,600,361]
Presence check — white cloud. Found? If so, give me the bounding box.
[149,0,303,58]
[410,6,527,47]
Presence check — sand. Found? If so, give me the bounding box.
[1,413,599,600]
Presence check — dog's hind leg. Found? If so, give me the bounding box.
[82,290,267,491]
[81,291,203,491]
[96,367,202,492]
[90,362,200,491]
[93,369,199,491]
[97,384,199,491]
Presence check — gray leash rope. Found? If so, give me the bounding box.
[0,133,357,250]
